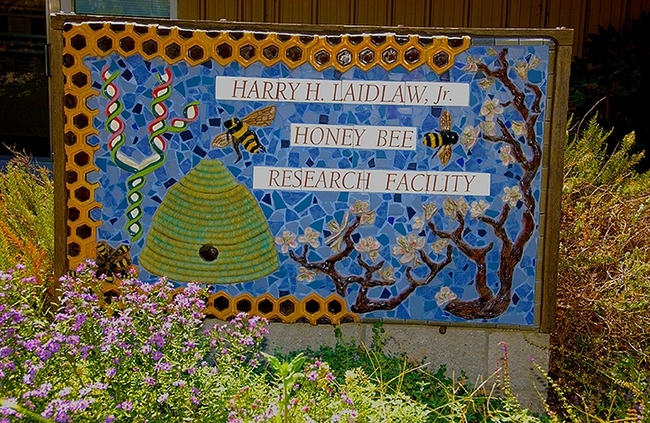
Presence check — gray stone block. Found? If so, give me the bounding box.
[487,331,550,413]
[381,324,489,381]
[263,322,366,354]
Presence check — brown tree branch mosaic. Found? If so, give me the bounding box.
[278,48,543,320]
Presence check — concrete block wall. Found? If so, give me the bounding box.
[262,323,550,413]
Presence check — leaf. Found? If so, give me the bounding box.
[261,352,282,372]
[289,353,307,373]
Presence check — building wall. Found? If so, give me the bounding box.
[178,0,650,57]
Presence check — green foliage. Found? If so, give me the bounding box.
[564,117,646,191]
[262,352,307,423]
[555,118,650,421]
[0,152,54,282]
[0,264,270,422]
[276,323,454,412]
[278,323,549,422]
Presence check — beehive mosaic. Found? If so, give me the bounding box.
[62,21,554,326]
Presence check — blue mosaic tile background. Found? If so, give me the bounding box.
[86,39,549,326]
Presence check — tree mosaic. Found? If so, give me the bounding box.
[278,48,543,320]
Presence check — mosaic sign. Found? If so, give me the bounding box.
[61,21,559,327]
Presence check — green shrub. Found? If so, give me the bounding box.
[553,118,649,421]
[0,153,54,282]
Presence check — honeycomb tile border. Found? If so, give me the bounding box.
[206,291,360,324]
[62,21,471,72]
[100,281,359,324]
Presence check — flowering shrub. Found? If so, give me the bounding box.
[0,262,270,422]
[0,263,430,422]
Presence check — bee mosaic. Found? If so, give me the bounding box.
[422,109,459,166]
[66,241,132,282]
[211,105,276,163]
[95,241,132,280]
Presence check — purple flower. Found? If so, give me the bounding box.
[240,336,254,346]
[57,387,72,397]
[35,347,51,361]
[41,399,75,422]
[105,416,115,423]
[39,383,52,397]
[22,382,53,400]
[47,342,61,354]
[67,399,92,413]
[72,314,87,331]
[340,391,353,405]
[154,361,172,372]
[150,333,166,349]
[22,372,35,385]
[117,401,133,411]
[157,393,168,403]
[0,399,19,417]
[80,345,92,359]
[106,367,116,378]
